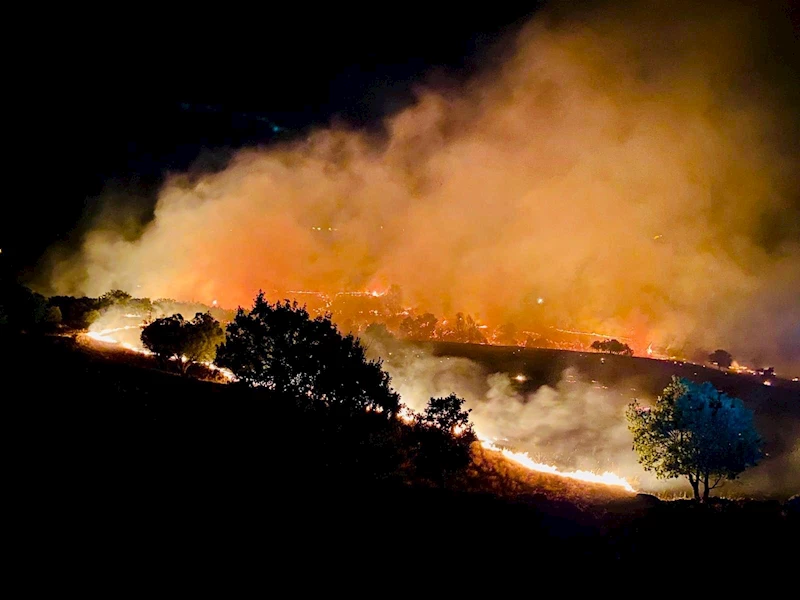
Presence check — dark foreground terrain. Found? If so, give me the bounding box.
[6,334,799,580]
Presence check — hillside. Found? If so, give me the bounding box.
[6,333,798,572]
[384,340,800,499]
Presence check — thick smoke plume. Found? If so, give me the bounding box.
[369,338,798,498]
[43,1,799,372]
[375,341,673,493]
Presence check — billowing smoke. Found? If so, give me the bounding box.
[368,337,799,498]
[373,340,674,493]
[41,0,800,372]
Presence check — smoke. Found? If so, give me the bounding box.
[367,336,799,498]
[373,339,674,493]
[41,0,800,372]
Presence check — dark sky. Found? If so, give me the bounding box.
[3,5,544,275]
[3,1,798,278]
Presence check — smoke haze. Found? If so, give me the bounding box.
[367,338,799,497]
[42,0,800,372]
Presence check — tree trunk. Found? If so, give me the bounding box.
[688,474,700,501]
[702,472,710,503]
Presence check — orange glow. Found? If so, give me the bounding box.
[479,437,635,492]
[44,2,800,378]
[83,327,234,381]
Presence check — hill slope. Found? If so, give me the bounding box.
[6,334,798,572]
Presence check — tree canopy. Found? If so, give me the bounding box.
[141,312,225,375]
[399,312,437,340]
[708,349,733,369]
[215,292,400,417]
[626,377,763,502]
[412,393,477,485]
[591,339,634,356]
[0,281,47,331]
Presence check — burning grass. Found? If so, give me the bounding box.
[463,443,635,509]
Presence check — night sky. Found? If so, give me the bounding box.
[4,5,545,274]
[4,1,798,280]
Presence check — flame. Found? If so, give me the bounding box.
[84,326,633,492]
[398,403,634,492]
[550,327,631,341]
[86,325,141,344]
[83,326,235,381]
[479,436,636,492]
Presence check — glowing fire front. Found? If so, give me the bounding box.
[478,437,635,492]
[397,404,635,492]
[83,327,635,492]
[85,326,235,381]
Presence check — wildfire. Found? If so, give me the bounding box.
[550,327,631,341]
[396,404,634,492]
[84,326,235,381]
[86,325,142,344]
[479,436,636,492]
[84,325,634,492]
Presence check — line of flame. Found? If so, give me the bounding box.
[398,409,635,492]
[85,328,235,381]
[85,330,634,491]
[478,436,635,492]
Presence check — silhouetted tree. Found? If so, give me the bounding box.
[416,313,437,339]
[419,393,475,437]
[141,312,224,375]
[99,289,132,308]
[0,281,47,331]
[591,338,634,356]
[399,316,416,339]
[399,312,438,340]
[412,394,477,486]
[45,306,62,328]
[495,322,518,345]
[385,284,403,314]
[182,312,226,365]
[216,292,400,417]
[444,312,486,344]
[708,349,733,370]
[627,377,762,502]
[48,296,102,329]
[363,322,394,343]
